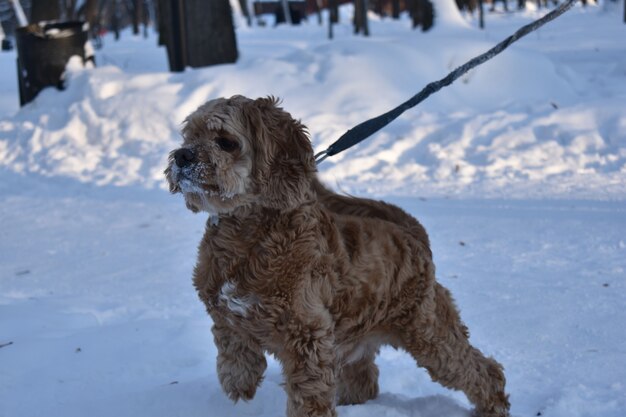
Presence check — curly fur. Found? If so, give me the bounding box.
[165,95,510,417]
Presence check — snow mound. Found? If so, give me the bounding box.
[431,0,471,30]
[0,5,624,200]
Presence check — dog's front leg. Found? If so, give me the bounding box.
[212,317,267,402]
[279,311,337,417]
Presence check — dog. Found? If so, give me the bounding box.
[165,95,510,417]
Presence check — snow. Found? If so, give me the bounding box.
[1,3,625,417]
[1,4,625,198]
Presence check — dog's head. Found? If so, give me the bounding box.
[165,96,317,214]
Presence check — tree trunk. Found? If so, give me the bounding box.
[184,0,238,68]
[329,0,339,23]
[392,0,400,18]
[315,0,323,25]
[408,0,433,31]
[77,0,98,27]
[63,0,78,20]
[354,0,369,36]
[280,0,292,24]
[143,0,150,37]
[353,0,360,33]
[133,0,143,35]
[237,0,252,26]
[478,0,484,28]
[112,0,120,40]
[157,0,169,46]
[373,0,383,16]
[165,0,186,71]
[408,0,418,28]
[31,0,61,22]
[362,0,369,36]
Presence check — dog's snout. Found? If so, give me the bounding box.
[174,148,196,168]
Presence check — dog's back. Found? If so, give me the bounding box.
[312,178,432,258]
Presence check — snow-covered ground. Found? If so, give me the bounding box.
[1,2,625,417]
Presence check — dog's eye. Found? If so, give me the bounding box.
[216,137,239,153]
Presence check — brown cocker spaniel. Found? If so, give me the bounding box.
[165,96,510,417]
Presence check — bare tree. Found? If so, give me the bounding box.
[156,0,168,45]
[237,0,251,26]
[391,0,400,18]
[489,0,509,11]
[62,0,78,19]
[328,0,339,23]
[111,0,120,39]
[314,0,323,24]
[353,0,369,36]
[76,0,98,26]
[132,0,142,34]
[407,0,433,31]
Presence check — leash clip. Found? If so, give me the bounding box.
[315,150,330,165]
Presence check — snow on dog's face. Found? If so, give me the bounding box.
[165,95,317,214]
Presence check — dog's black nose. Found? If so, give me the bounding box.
[174,148,196,168]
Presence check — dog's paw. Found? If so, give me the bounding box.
[218,371,262,402]
[286,401,337,417]
[224,383,258,403]
[336,377,378,405]
[337,388,378,406]
[215,347,267,403]
[472,403,511,417]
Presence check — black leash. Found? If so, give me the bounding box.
[315,0,578,165]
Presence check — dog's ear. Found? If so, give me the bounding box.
[242,97,317,210]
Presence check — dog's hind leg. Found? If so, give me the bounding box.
[400,284,510,417]
[212,318,267,402]
[336,350,379,405]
